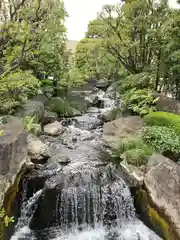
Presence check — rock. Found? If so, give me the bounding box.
[106,82,120,93]
[33,94,48,104]
[72,136,77,142]
[145,154,170,173]
[85,94,99,106]
[144,154,180,237]
[27,134,51,163]
[44,121,64,136]
[0,116,28,205]
[155,93,180,114]
[46,97,64,112]
[73,115,103,130]
[42,111,58,124]
[15,100,44,121]
[117,160,144,187]
[70,108,81,117]
[87,107,100,113]
[65,91,89,112]
[103,116,143,149]
[58,155,71,165]
[96,78,110,91]
[100,108,121,122]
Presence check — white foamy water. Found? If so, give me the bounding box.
[11,220,162,240]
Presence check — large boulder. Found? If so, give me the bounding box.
[95,78,110,91]
[117,160,144,187]
[65,91,89,112]
[0,116,28,205]
[44,121,64,136]
[15,100,44,121]
[103,116,143,148]
[100,108,121,122]
[85,94,99,106]
[27,134,51,163]
[42,111,58,124]
[144,154,180,238]
[70,108,81,117]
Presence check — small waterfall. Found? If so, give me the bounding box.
[11,189,43,240]
[11,87,162,240]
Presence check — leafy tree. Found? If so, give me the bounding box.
[0,0,69,111]
[75,29,121,81]
[98,1,170,80]
[160,8,180,98]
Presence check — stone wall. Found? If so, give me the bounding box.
[0,116,28,205]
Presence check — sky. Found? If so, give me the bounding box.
[64,0,179,41]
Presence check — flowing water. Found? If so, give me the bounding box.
[11,89,162,240]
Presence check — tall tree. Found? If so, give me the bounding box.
[0,0,68,106]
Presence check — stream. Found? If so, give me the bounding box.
[10,88,162,240]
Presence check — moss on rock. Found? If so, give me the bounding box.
[0,166,26,240]
[134,188,178,240]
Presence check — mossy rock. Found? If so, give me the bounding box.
[0,166,27,240]
[134,188,178,240]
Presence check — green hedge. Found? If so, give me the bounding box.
[142,126,180,156]
[143,111,180,133]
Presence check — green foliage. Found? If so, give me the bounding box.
[142,126,180,156]
[144,111,180,134]
[0,208,14,227]
[0,70,39,101]
[0,70,39,114]
[124,88,159,116]
[23,116,40,135]
[0,0,72,110]
[0,208,14,238]
[116,137,153,166]
[47,98,74,117]
[120,73,154,93]
[0,130,4,136]
[75,37,120,81]
[79,0,180,99]
[122,148,152,167]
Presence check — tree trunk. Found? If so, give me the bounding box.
[155,49,162,91]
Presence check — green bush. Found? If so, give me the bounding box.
[115,137,154,166]
[23,116,40,135]
[142,126,180,156]
[122,148,152,167]
[120,72,154,93]
[0,70,40,114]
[124,88,158,116]
[144,111,180,134]
[48,98,74,117]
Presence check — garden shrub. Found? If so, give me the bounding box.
[120,72,154,93]
[142,126,180,158]
[115,136,154,166]
[47,98,74,117]
[23,116,41,135]
[121,148,152,167]
[124,88,158,116]
[144,111,180,134]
